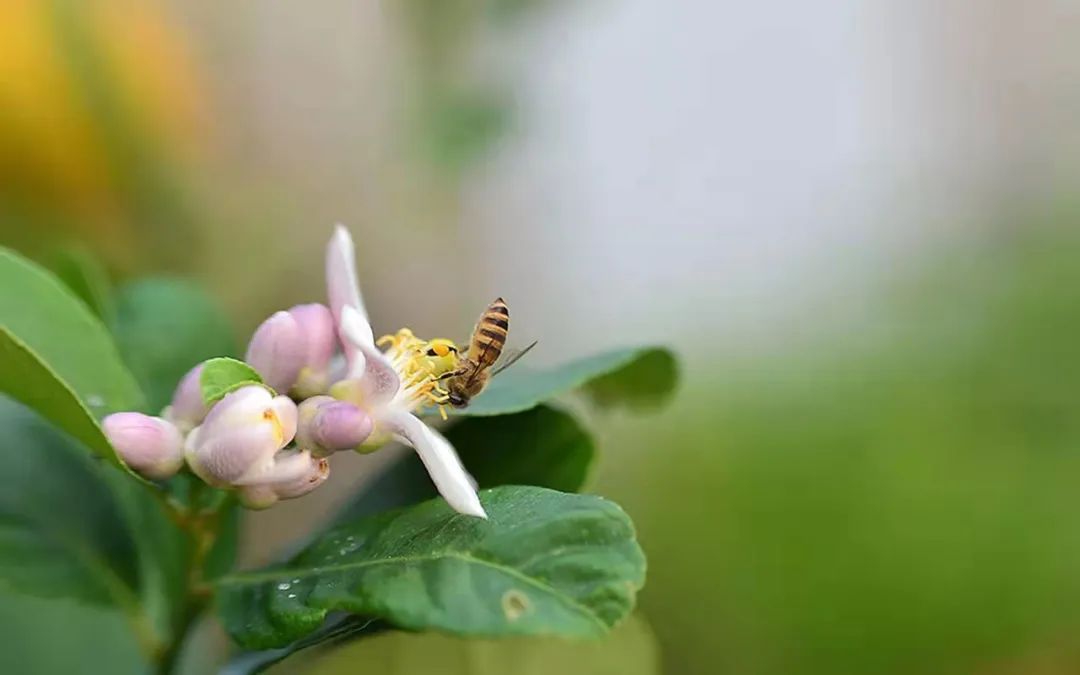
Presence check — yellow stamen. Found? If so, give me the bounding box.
[262,409,284,445]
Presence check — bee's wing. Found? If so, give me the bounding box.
[491,340,539,377]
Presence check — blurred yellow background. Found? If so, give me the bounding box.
[2,1,1080,674]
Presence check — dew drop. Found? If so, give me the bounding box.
[291,578,300,584]
[287,593,297,599]
[277,582,291,591]
[87,395,105,408]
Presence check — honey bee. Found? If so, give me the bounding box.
[439,297,537,408]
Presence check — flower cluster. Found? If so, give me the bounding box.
[103,226,486,517]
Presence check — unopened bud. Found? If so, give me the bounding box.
[184,385,298,488]
[164,363,208,434]
[245,311,305,393]
[296,396,373,456]
[288,304,336,397]
[246,304,338,396]
[103,412,185,480]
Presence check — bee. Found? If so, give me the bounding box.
[439,297,537,408]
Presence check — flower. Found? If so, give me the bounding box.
[325,225,487,518]
[245,303,336,396]
[184,385,322,502]
[103,412,185,479]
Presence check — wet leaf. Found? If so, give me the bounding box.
[216,486,644,650]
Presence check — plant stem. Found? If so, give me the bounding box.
[151,481,224,675]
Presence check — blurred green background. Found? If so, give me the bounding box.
[3,1,1080,673]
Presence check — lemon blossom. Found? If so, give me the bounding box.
[325,225,486,519]
[184,385,324,504]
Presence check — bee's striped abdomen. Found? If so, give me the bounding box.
[468,297,509,367]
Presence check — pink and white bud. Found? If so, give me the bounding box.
[245,311,306,393]
[184,385,298,488]
[287,303,337,398]
[296,396,373,457]
[163,363,208,434]
[103,412,185,480]
[238,453,330,509]
[246,304,338,396]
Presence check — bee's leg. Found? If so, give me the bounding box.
[436,369,465,381]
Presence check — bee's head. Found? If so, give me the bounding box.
[447,391,468,408]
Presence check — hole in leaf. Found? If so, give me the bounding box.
[501,589,530,621]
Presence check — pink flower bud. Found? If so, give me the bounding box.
[103,412,185,480]
[296,396,373,456]
[238,453,330,509]
[164,363,208,433]
[245,311,306,393]
[184,386,298,488]
[246,304,338,396]
[288,303,337,397]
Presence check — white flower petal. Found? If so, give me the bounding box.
[384,410,487,518]
[235,448,318,486]
[270,395,299,444]
[341,305,400,404]
[186,423,281,487]
[327,224,373,376]
[198,385,275,440]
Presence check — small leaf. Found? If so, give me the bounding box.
[458,346,678,417]
[215,486,645,650]
[200,357,266,404]
[336,405,595,522]
[112,278,237,412]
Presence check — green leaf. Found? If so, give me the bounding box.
[0,591,145,675]
[112,278,237,412]
[0,397,140,606]
[200,357,266,404]
[0,329,129,472]
[581,348,679,411]
[336,405,595,522]
[215,486,645,650]
[0,247,144,415]
[458,346,678,417]
[0,248,144,474]
[262,613,660,675]
[223,617,383,675]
